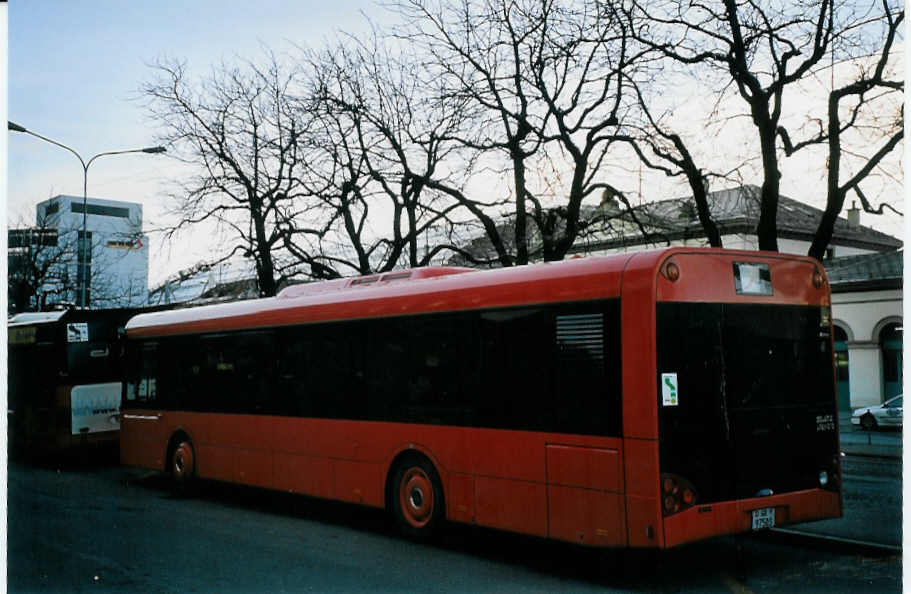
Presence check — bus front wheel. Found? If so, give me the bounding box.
[391,457,444,540]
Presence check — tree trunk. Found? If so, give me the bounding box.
[513,154,529,265]
[754,114,781,252]
[251,207,277,297]
[808,94,846,262]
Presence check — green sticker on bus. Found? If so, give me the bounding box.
[662,373,678,406]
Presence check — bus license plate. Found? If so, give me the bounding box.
[751,507,775,530]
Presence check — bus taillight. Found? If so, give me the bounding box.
[821,454,841,492]
[660,473,699,516]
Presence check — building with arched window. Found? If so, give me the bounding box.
[827,250,903,415]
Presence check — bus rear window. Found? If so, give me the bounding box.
[657,302,837,502]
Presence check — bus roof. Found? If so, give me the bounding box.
[7,311,67,327]
[126,251,645,338]
[125,248,821,339]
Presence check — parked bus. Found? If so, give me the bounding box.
[120,248,841,548]
[8,308,139,458]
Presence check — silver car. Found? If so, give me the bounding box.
[851,395,903,430]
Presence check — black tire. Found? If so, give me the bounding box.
[390,456,445,541]
[860,414,877,431]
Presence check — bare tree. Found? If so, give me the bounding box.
[390,0,651,263]
[608,60,728,248]
[629,0,903,254]
[142,53,307,296]
[283,30,517,277]
[391,0,543,264]
[775,1,903,260]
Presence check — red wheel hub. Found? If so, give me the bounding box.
[399,467,434,528]
[173,442,195,480]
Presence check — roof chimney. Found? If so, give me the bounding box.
[847,201,860,226]
[600,188,620,213]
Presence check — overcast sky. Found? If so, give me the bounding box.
[7,2,905,287]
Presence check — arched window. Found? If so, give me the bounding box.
[880,322,903,400]
[833,325,850,411]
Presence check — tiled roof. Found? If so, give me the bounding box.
[448,185,901,267]
[588,185,902,251]
[825,250,903,285]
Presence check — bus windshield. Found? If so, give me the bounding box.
[656,302,837,504]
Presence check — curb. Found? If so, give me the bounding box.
[840,444,901,458]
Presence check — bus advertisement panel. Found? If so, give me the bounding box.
[70,383,122,435]
[120,248,841,549]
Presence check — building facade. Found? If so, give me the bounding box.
[33,195,149,308]
[825,251,903,414]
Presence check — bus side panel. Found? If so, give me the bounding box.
[465,428,547,536]
[547,487,626,546]
[273,453,335,499]
[545,445,626,546]
[468,429,546,482]
[234,447,274,489]
[474,476,548,537]
[623,438,663,547]
[620,253,663,547]
[620,253,659,440]
[120,412,169,471]
[446,473,475,524]
[335,460,385,506]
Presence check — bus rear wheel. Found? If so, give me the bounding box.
[169,438,196,490]
[391,457,444,540]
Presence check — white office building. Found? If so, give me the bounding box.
[36,195,149,308]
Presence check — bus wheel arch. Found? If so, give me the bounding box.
[166,431,197,486]
[386,450,445,540]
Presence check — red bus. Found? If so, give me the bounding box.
[120,248,841,548]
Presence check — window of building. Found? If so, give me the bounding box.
[71,203,131,218]
[833,326,849,382]
[76,231,92,305]
[880,322,903,399]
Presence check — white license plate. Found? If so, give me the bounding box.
[751,507,775,530]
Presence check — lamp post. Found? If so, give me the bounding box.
[8,121,166,307]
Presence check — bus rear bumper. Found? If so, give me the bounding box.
[662,488,841,548]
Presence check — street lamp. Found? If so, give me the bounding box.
[8,121,166,307]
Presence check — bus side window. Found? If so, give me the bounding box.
[168,336,199,411]
[478,308,552,432]
[552,301,622,437]
[134,342,159,406]
[277,329,310,416]
[406,314,474,426]
[195,333,276,415]
[124,343,139,402]
[368,319,410,422]
[233,331,276,414]
[314,329,365,419]
[196,336,236,413]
